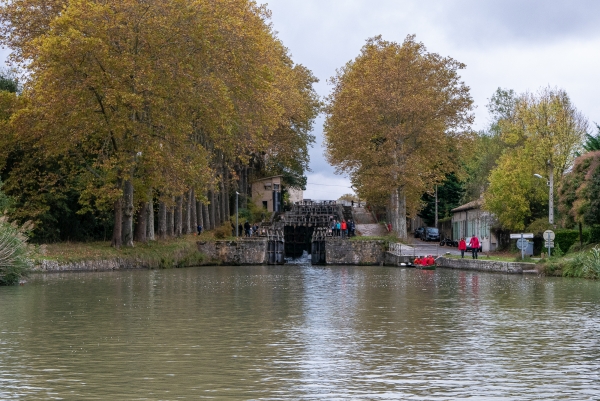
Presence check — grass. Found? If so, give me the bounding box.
[444,253,524,262]
[35,233,219,269]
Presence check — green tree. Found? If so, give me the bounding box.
[483,87,587,230]
[582,124,600,152]
[420,174,465,226]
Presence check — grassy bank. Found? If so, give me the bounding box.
[35,233,225,269]
[536,245,600,279]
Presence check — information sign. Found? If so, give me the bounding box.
[510,233,534,239]
[543,230,555,241]
[516,238,529,250]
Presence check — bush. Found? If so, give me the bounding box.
[589,225,600,244]
[0,218,33,285]
[213,223,233,239]
[554,230,580,253]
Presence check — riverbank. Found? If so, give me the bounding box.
[33,234,217,272]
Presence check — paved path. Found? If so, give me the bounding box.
[355,223,388,237]
[393,235,463,258]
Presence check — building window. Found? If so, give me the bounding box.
[273,184,280,190]
[264,183,272,190]
[262,201,268,209]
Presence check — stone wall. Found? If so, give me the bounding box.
[36,258,149,272]
[197,238,267,265]
[325,238,386,265]
[436,257,535,274]
[383,252,415,266]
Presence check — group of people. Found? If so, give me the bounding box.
[414,255,436,266]
[330,219,355,238]
[231,221,260,237]
[458,235,480,259]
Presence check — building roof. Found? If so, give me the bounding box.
[451,199,482,213]
[251,175,283,184]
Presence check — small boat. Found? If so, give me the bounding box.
[413,255,436,270]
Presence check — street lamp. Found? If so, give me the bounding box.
[236,191,240,237]
[533,162,554,225]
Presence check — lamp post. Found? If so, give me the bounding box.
[235,191,240,237]
[534,161,554,225]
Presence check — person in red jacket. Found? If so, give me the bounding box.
[458,238,467,258]
[469,235,480,259]
[341,220,347,238]
[414,257,422,266]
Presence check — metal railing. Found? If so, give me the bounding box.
[388,242,440,258]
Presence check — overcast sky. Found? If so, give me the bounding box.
[265,0,600,200]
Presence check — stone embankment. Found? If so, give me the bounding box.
[435,257,536,274]
[325,239,386,265]
[197,239,268,265]
[38,258,154,272]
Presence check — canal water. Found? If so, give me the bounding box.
[1,266,599,400]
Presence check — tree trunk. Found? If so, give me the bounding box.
[167,203,174,237]
[209,190,216,229]
[182,191,190,234]
[134,201,148,243]
[122,179,134,247]
[147,194,155,241]
[158,201,167,239]
[243,166,248,209]
[202,202,210,231]
[196,200,202,228]
[175,195,183,236]
[111,197,123,248]
[215,192,221,227]
[190,189,197,233]
[389,187,408,240]
[220,175,227,225]
[224,173,230,222]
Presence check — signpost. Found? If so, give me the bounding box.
[543,230,555,257]
[511,233,534,260]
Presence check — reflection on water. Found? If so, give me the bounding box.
[1,266,599,400]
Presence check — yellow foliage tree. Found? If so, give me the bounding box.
[483,87,587,230]
[324,35,473,238]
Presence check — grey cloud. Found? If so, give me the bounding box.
[433,0,600,48]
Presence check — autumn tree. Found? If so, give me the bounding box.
[1,0,319,246]
[483,87,587,230]
[324,35,473,238]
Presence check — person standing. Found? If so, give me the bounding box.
[341,220,347,238]
[335,221,341,237]
[458,237,467,258]
[244,221,251,237]
[469,235,480,259]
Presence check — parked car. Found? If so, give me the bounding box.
[414,226,425,238]
[422,227,440,242]
[465,237,483,252]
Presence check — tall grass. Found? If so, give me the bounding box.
[0,217,33,285]
[562,246,600,279]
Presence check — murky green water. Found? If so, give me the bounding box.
[1,266,599,400]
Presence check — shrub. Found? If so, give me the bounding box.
[562,246,600,279]
[0,217,33,285]
[213,223,233,239]
[589,225,600,244]
[554,230,580,253]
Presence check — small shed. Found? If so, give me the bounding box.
[451,199,498,252]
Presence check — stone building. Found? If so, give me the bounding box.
[451,199,498,252]
[251,175,303,212]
